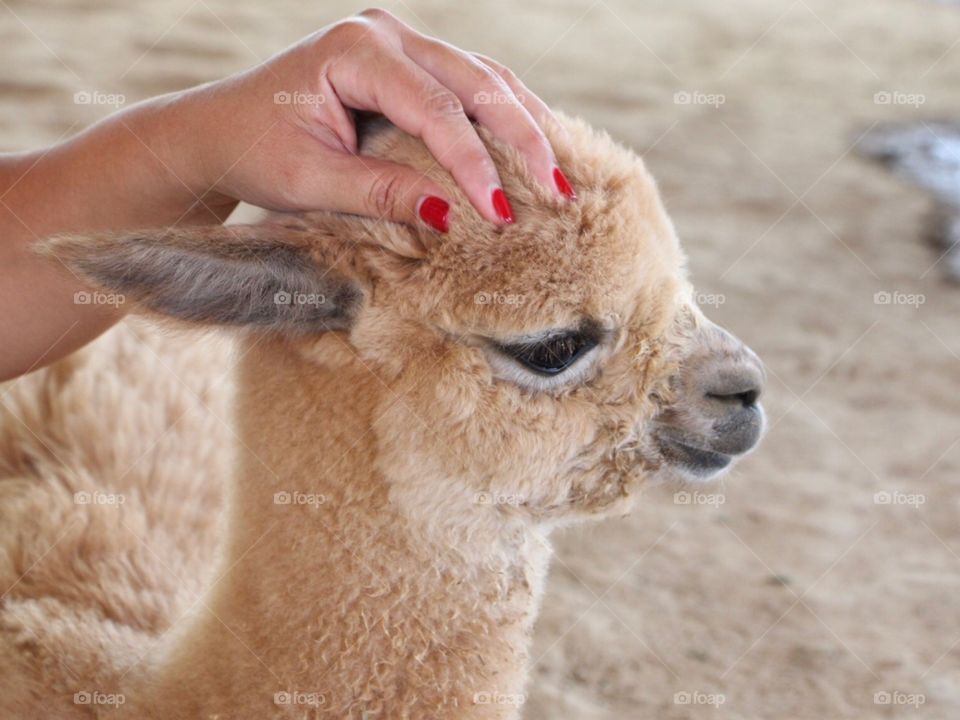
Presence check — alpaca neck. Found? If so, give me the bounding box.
[137,338,549,719]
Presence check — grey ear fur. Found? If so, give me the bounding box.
[39,223,363,335]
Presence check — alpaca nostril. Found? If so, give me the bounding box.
[704,365,763,408]
[707,387,760,409]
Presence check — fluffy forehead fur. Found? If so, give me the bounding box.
[293,114,689,341]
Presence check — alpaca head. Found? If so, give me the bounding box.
[45,115,764,530]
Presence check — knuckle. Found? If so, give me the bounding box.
[519,125,550,154]
[334,8,400,46]
[496,63,519,85]
[459,146,497,178]
[474,64,505,92]
[424,89,465,119]
[478,54,518,84]
[455,52,493,80]
[358,7,395,22]
[327,18,369,46]
[367,171,405,218]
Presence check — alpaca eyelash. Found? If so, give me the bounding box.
[496,332,599,376]
[486,332,604,393]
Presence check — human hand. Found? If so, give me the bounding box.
[165,8,575,235]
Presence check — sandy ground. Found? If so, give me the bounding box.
[3,0,960,717]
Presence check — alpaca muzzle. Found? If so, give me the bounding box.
[654,322,766,479]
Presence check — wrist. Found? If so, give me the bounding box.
[125,87,239,219]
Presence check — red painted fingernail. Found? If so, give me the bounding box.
[553,166,576,199]
[418,195,450,233]
[491,187,514,224]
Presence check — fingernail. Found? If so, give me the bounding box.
[553,166,576,199]
[418,195,450,233]
[491,188,514,224]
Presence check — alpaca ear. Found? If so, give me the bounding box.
[39,223,363,334]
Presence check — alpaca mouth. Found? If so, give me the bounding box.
[657,435,733,477]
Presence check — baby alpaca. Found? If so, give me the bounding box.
[0,114,765,718]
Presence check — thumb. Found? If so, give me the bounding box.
[318,154,452,235]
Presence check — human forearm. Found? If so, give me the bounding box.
[0,94,237,381]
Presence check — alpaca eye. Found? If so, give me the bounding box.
[499,331,599,376]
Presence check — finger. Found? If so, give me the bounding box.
[309,153,453,249]
[330,48,513,225]
[402,36,573,201]
[471,53,576,200]
[470,53,561,135]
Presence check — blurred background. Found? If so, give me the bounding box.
[3,0,959,717]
